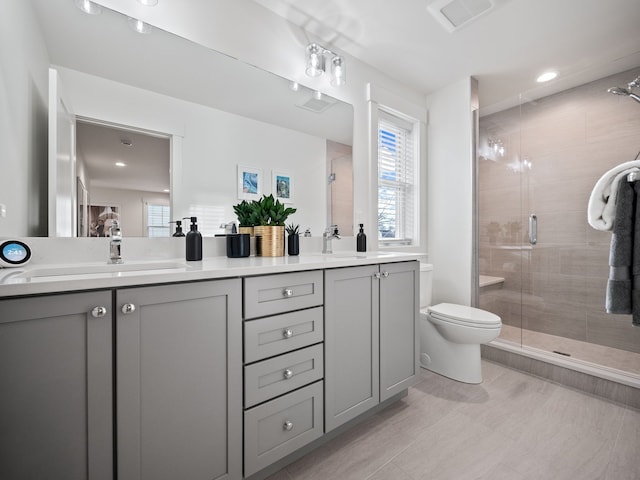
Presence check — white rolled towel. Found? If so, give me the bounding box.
[588,161,640,231]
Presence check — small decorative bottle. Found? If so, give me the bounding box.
[286,224,300,256]
[357,224,367,252]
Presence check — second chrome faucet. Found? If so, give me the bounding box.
[322,225,341,254]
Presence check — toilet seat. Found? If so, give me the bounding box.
[427,303,501,329]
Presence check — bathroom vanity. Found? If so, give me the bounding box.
[0,253,419,480]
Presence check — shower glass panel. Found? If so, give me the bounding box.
[478,66,640,377]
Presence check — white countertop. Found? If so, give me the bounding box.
[0,252,421,298]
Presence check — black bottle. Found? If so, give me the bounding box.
[357,223,367,252]
[184,217,203,261]
[171,220,185,237]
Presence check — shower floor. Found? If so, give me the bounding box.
[498,324,640,377]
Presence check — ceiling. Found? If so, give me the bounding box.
[251,0,640,114]
[76,121,170,193]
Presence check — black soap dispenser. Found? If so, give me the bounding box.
[184,217,203,261]
[170,220,185,237]
[357,224,367,252]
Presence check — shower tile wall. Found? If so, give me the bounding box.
[479,67,640,356]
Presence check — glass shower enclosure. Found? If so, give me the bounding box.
[478,67,640,379]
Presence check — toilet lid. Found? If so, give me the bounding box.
[428,303,501,327]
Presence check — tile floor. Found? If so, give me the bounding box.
[267,361,640,480]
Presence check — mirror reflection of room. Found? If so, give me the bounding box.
[76,121,170,238]
[0,0,354,238]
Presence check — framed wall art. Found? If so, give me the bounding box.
[237,165,263,200]
[272,170,294,203]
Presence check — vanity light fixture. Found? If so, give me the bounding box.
[128,17,153,34]
[74,0,102,15]
[305,43,346,86]
[536,71,558,83]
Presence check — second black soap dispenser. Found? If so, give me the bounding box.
[184,217,203,261]
[171,220,185,237]
[357,224,367,252]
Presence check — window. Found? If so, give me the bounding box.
[377,110,418,246]
[146,203,170,237]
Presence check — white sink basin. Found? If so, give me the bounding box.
[14,261,188,280]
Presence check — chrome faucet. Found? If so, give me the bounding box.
[109,220,123,264]
[322,225,341,254]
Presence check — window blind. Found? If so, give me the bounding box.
[378,111,416,245]
[146,203,170,237]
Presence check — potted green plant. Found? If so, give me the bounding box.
[253,195,297,256]
[285,223,300,256]
[233,200,256,235]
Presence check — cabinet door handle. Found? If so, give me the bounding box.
[382,271,389,278]
[283,368,293,379]
[121,303,136,314]
[283,420,293,431]
[283,288,294,297]
[373,272,381,279]
[91,306,107,318]
[282,328,293,338]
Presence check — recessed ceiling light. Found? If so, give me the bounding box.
[163,189,170,193]
[138,0,158,5]
[536,71,558,83]
[115,162,126,167]
[74,0,102,15]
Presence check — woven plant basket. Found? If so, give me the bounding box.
[254,225,285,257]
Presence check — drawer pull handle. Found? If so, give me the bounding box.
[373,272,381,279]
[283,328,293,338]
[283,288,294,297]
[382,271,389,278]
[283,368,293,379]
[283,420,293,431]
[91,306,107,318]
[121,303,136,314]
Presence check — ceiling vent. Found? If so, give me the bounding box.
[296,94,337,113]
[428,0,495,32]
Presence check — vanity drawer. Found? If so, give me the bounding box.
[244,307,324,362]
[244,344,323,408]
[244,381,323,477]
[243,271,323,319]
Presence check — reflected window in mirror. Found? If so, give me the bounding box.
[145,202,170,238]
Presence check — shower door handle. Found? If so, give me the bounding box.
[528,214,537,245]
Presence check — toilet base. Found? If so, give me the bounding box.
[420,342,483,384]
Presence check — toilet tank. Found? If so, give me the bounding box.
[420,263,433,308]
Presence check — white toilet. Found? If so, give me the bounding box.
[420,263,502,384]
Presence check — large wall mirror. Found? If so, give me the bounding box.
[9,0,353,237]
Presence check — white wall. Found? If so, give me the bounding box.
[58,67,327,236]
[427,78,475,305]
[0,1,50,236]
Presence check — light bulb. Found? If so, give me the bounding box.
[306,44,324,77]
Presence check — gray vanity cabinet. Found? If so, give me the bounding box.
[324,264,380,432]
[379,261,419,401]
[115,279,242,480]
[0,290,114,480]
[324,261,419,431]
